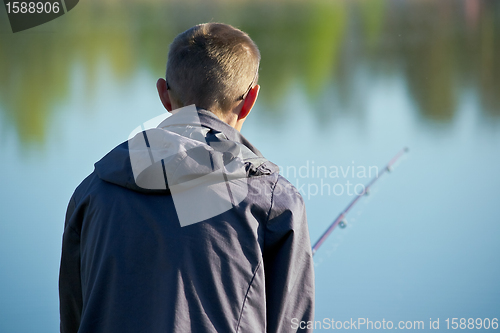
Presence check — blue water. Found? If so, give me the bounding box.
[1,61,499,332]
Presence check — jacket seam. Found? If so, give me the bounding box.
[235,259,263,332]
[264,175,279,226]
[261,175,279,267]
[66,196,82,237]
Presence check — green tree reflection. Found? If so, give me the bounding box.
[0,0,498,147]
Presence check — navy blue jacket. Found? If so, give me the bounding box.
[59,108,314,332]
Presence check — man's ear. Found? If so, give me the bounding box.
[157,78,173,112]
[238,84,260,121]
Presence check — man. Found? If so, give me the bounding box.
[59,23,314,333]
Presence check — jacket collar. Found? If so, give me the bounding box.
[195,108,264,158]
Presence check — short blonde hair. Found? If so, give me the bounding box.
[166,23,260,114]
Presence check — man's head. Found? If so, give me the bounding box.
[157,23,261,131]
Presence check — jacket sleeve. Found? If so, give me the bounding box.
[263,175,315,332]
[59,195,83,333]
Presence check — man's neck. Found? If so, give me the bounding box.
[208,109,242,132]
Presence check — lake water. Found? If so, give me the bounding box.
[1,0,499,332]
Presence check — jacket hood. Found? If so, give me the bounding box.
[94,107,277,225]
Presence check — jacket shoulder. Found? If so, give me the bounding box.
[268,174,305,218]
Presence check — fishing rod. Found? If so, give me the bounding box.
[312,147,409,256]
